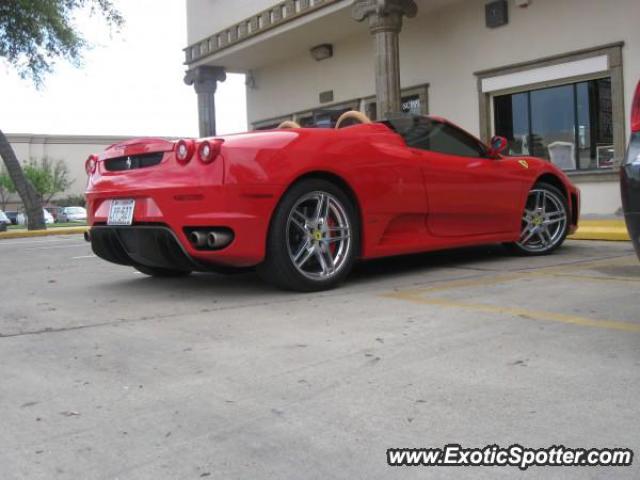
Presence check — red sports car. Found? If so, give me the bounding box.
[85,112,579,291]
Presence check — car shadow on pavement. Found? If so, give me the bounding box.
[96,241,601,296]
[352,244,508,279]
[97,268,275,298]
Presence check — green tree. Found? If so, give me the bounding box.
[0,1,123,229]
[22,158,74,204]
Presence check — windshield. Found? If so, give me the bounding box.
[67,207,85,213]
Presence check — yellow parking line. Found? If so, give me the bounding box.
[527,271,640,284]
[390,273,524,297]
[393,256,637,297]
[531,255,637,275]
[383,292,640,333]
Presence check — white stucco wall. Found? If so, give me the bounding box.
[247,0,640,140]
[578,181,624,217]
[247,32,374,122]
[186,0,279,44]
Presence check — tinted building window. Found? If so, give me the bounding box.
[493,78,613,170]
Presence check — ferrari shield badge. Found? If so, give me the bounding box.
[518,160,529,169]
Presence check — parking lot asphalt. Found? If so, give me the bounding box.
[0,235,639,479]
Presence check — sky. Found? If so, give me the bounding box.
[0,0,247,138]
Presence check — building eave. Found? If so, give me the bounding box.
[183,0,347,68]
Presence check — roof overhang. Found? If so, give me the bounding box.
[185,0,361,72]
[184,0,463,73]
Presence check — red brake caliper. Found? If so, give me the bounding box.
[327,215,337,256]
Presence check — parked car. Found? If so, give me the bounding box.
[5,211,18,225]
[85,112,580,291]
[45,206,61,222]
[17,209,55,226]
[0,210,10,231]
[621,80,640,259]
[59,206,87,223]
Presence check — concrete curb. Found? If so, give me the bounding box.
[0,226,89,240]
[568,220,630,242]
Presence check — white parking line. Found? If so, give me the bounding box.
[30,244,89,250]
[0,238,84,246]
[72,255,96,259]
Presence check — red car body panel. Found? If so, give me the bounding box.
[86,120,579,269]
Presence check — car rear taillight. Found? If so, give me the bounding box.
[175,139,195,164]
[632,81,640,133]
[197,139,224,164]
[85,154,98,175]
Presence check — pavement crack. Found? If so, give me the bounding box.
[0,296,328,339]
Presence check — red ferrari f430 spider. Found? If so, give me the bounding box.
[85,112,579,291]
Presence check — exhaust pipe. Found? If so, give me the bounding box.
[190,230,207,248]
[206,230,233,249]
[83,230,91,242]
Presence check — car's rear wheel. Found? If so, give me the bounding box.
[133,264,192,277]
[259,179,359,291]
[507,182,569,255]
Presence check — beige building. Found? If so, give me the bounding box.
[3,133,137,208]
[183,0,640,216]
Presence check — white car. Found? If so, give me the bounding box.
[17,209,55,225]
[0,210,9,231]
[59,206,87,223]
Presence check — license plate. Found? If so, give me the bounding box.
[107,199,135,226]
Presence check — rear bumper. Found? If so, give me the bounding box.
[91,225,200,271]
[86,184,282,267]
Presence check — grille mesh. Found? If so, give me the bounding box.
[104,152,164,171]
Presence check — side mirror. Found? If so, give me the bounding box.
[488,135,508,157]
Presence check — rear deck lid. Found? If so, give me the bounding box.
[101,137,176,161]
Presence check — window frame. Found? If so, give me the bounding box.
[492,78,614,171]
[474,42,625,175]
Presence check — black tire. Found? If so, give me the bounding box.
[258,178,359,292]
[133,264,192,277]
[506,182,569,256]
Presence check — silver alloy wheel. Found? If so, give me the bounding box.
[517,188,567,253]
[286,191,352,280]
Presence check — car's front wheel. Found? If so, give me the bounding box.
[259,179,359,291]
[507,182,569,255]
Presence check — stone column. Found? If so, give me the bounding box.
[352,0,417,119]
[184,66,227,137]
